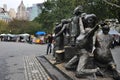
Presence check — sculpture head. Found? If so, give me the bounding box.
[102,24,110,35]
[55,22,59,26]
[81,13,87,18]
[61,19,67,24]
[61,19,71,24]
[73,5,83,15]
[99,21,107,26]
[83,14,97,28]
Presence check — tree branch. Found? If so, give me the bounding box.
[103,0,120,8]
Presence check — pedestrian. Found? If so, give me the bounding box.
[46,34,53,55]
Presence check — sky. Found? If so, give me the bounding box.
[0,0,45,12]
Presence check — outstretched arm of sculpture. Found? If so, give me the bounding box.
[55,24,66,38]
[76,24,100,48]
[84,24,100,39]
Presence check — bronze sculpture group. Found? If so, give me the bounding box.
[53,5,120,80]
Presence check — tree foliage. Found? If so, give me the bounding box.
[34,0,120,33]
[8,19,42,34]
[0,0,119,34]
[0,20,9,33]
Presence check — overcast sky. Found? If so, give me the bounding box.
[0,0,45,12]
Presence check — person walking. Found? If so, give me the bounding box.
[46,34,53,55]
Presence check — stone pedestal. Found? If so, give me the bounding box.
[55,50,65,63]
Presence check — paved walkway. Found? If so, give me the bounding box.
[24,56,52,80]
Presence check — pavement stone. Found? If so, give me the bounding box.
[24,56,52,80]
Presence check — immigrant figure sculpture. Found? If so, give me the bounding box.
[65,12,99,77]
[93,23,120,80]
[54,19,71,63]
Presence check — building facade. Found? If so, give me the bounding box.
[16,1,28,20]
[8,8,16,19]
[27,3,43,21]
[0,7,11,23]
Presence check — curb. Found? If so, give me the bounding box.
[43,56,73,80]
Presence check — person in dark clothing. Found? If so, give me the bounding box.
[46,34,53,55]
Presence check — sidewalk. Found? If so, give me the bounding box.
[24,56,52,80]
[36,55,72,80]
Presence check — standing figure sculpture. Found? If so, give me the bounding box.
[65,13,100,78]
[54,19,71,63]
[93,23,120,80]
[70,5,85,46]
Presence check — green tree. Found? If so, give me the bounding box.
[34,0,120,32]
[82,0,120,20]
[8,19,42,34]
[34,0,76,33]
[0,20,9,33]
